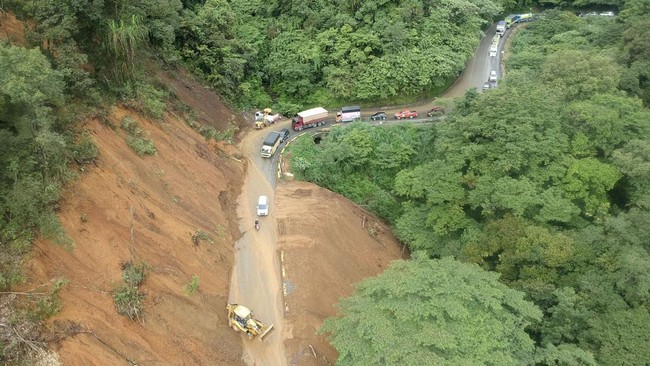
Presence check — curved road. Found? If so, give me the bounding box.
[228,22,503,366]
[443,23,500,98]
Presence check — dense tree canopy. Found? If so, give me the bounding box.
[3,0,649,363]
[175,0,503,105]
[293,6,650,364]
[322,255,542,365]
[0,43,70,289]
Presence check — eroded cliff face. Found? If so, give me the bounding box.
[23,68,250,365]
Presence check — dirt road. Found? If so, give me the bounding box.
[229,126,288,365]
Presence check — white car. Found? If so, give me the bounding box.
[256,196,269,216]
[600,11,615,16]
[489,71,497,82]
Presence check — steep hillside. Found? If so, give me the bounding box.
[22,72,248,364]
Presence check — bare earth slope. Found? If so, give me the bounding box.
[23,68,250,364]
[276,181,405,365]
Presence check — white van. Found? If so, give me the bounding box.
[256,196,269,216]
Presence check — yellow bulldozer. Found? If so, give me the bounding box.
[226,304,275,341]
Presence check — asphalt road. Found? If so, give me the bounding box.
[443,23,499,98]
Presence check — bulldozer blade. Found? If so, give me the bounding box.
[259,324,275,341]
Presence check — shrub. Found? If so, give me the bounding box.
[114,262,147,321]
[31,278,68,321]
[213,123,238,143]
[191,229,212,245]
[121,81,168,120]
[120,116,142,136]
[127,136,157,156]
[71,133,99,165]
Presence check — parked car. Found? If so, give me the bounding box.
[370,112,387,121]
[489,70,498,82]
[483,82,491,91]
[426,106,445,117]
[278,128,290,143]
[600,11,615,16]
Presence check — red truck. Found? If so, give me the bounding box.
[394,109,418,120]
[292,107,328,131]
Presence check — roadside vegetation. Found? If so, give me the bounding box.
[292,3,650,364]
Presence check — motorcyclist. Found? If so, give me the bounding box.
[254,219,260,230]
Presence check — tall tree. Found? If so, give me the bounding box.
[321,254,542,365]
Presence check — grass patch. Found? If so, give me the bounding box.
[184,275,200,296]
[120,116,157,156]
[213,224,227,242]
[114,262,147,321]
[126,136,157,156]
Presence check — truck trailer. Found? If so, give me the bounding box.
[336,106,361,123]
[292,107,328,131]
[261,131,281,158]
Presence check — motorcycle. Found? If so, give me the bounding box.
[255,220,260,230]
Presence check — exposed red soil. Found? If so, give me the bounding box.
[25,103,247,365]
[276,181,406,365]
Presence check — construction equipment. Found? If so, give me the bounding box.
[254,108,280,129]
[226,304,275,341]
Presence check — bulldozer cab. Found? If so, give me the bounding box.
[233,305,251,326]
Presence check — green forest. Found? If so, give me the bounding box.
[290,5,650,366]
[1,0,649,363]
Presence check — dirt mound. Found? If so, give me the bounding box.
[275,181,406,365]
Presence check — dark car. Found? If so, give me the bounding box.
[426,106,445,117]
[370,112,387,121]
[278,128,290,143]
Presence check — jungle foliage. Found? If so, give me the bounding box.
[297,6,650,365]
[176,0,503,106]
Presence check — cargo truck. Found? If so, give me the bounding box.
[292,107,328,131]
[335,106,361,123]
[261,131,281,158]
[489,43,498,57]
[517,13,533,23]
[496,21,506,35]
[505,14,517,28]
